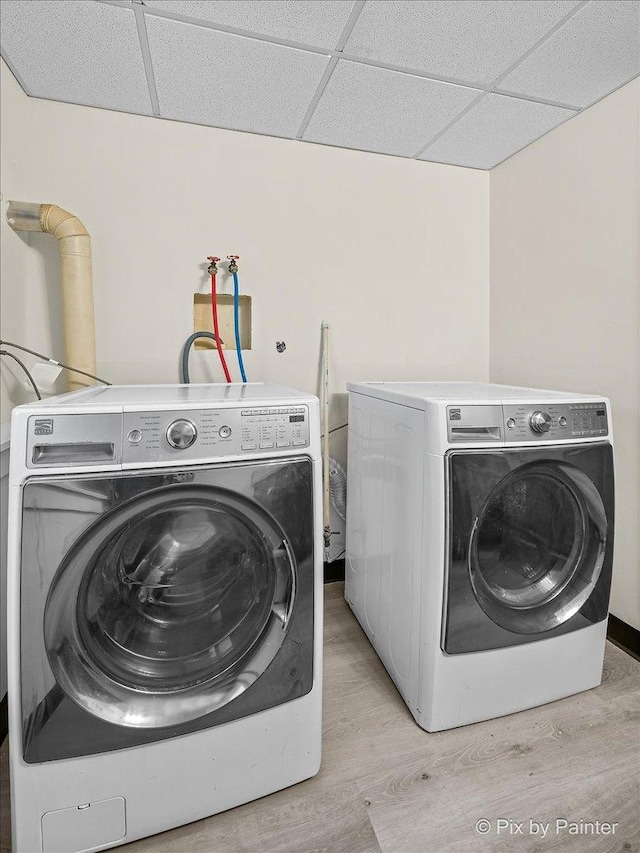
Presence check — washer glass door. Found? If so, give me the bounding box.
[45,484,295,728]
[20,458,314,761]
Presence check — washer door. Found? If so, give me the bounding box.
[45,484,295,728]
[468,462,607,634]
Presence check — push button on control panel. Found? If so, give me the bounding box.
[218,425,232,438]
[240,405,309,451]
[127,429,142,444]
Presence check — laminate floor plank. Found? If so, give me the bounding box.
[362,717,639,852]
[1,584,638,853]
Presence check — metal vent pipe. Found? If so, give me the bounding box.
[6,201,97,391]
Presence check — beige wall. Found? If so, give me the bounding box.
[4,48,635,631]
[490,79,640,630]
[0,59,490,447]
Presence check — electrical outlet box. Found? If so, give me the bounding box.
[193,294,252,350]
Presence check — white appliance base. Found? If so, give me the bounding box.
[418,621,608,732]
[11,687,322,853]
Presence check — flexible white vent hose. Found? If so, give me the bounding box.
[329,457,347,521]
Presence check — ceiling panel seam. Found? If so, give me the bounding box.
[295,56,339,139]
[500,71,640,116]
[489,89,581,111]
[295,1,365,139]
[412,91,489,159]
[337,51,487,89]
[413,97,576,166]
[334,0,367,52]
[322,55,579,110]
[133,3,160,116]
[136,4,331,55]
[490,0,589,88]
[410,0,589,159]
[490,70,640,165]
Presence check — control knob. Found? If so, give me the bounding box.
[529,411,552,433]
[166,419,197,449]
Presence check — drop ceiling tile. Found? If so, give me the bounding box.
[145,16,330,136]
[0,0,151,113]
[498,1,640,108]
[302,60,479,157]
[142,0,355,48]
[419,93,575,169]
[344,1,581,86]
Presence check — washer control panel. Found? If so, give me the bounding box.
[123,405,309,463]
[503,401,608,442]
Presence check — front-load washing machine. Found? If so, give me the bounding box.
[346,382,614,731]
[7,383,322,853]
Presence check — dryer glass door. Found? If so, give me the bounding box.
[445,444,614,653]
[469,462,606,633]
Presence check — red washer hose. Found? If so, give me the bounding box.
[211,271,232,382]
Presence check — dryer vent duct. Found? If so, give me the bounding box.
[329,457,347,521]
[6,201,96,391]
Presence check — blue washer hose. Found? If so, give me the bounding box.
[232,271,248,382]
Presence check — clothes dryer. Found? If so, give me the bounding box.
[346,382,614,731]
[7,383,322,852]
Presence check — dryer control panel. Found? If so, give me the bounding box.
[502,401,608,442]
[446,402,608,444]
[122,405,310,463]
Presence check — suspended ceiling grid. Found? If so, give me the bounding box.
[1,0,638,170]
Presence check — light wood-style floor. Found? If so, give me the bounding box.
[2,582,639,853]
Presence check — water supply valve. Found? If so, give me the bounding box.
[227,255,240,274]
[207,256,220,275]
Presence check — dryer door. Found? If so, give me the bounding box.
[444,444,614,654]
